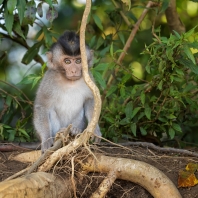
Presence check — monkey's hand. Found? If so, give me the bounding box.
[70,126,83,136]
[91,125,102,143]
[41,138,54,153]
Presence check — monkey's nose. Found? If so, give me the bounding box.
[71,70,77,74]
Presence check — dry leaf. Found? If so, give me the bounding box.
[178,170,198,188]
[185,163,198,173]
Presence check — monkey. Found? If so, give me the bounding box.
[33,31,102,153]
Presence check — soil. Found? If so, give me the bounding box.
[0,145,198,198]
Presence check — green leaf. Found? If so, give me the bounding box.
[140,127,147,136]
[145,65,150,74]
[175,68,184,76]
[43,27,53,47]
[106,85,117,97]
[183,45,196,64]
[13,22,25,40]
[130,123,136,136]
[6,96,12,106]
[110,42,114,57]
[104,116,114,124]
[119,118,130,125]
[118,32,125,45]
[131,107,141,119]
[179,58,198,74]
[89,35,96,48]
[18,128,30,138]
[18,74,39,85]
[121,74,131,84]
[125,101,133,119]
[140,92,145,105]
[16,0,26,24]
[166,114,176,119]
[120,86,125,97]
[159,0,169,13]
[158,117,167,122]
[0,0,4,4]
[168,127,175,139]
[4,6,14,35]
[172,123,182,133]
[184,25,198,38]
[96,36,104,50]
[93,71,106,89]
[166,47,174,63]
[157,80,163,90]
[99,45,110,56]
[45,0,53,6]
[93,14,103,31]
[7,130,16,141]
[170,75,174,83]
[172,30,181,39]
[22,42,43,65]
[7,0,17,14]
[145,107,151,120]
[94,63,108,71]
[32,76,42,89]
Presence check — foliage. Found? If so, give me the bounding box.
[0,0,58,141]
[99,28,198,144]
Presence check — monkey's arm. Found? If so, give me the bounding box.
[84,99,102,142]
[34,104,54,152]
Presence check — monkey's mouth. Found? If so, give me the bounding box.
[66,76,81,81]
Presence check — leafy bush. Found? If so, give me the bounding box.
[98,27,198,144]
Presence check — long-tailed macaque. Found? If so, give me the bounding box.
[33,31,101,153]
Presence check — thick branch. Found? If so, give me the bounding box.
[165,0,185,34]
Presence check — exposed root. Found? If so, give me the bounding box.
[82,154,182,198]
[90,170,117,198]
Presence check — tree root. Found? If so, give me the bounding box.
[0,172,73,198]
[84,154,182,198]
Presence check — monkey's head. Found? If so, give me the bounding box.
[46,31,93,81]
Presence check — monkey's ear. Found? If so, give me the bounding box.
[86,48,94,67]
[46,52,54,69]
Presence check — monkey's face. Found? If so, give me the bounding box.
[59,55,82,81]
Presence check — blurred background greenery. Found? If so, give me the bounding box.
[1,0,198,148]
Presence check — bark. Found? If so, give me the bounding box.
[165,0,185,34]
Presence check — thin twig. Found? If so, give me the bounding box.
[71,156,77,198]
[0,80,32,105]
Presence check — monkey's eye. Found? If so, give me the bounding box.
[65,59,71,64]
[75,58,81,64]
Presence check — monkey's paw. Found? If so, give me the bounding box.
[91,128,102,143]
[70,126,82,136]
[41,138,54,153]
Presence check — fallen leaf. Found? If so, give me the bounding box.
[178,170,198,188]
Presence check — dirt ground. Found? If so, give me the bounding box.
[0,145,198,198]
